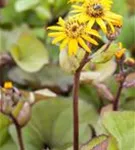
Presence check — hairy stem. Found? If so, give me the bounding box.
[10,114,24,150]
[73,52,89,150]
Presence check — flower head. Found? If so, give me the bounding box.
[47,17,100,56]
[124,58,135,66]
[71,0,122,33]
[69,0,112,6]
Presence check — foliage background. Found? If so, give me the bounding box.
[0,0,135,150]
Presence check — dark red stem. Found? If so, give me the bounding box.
[10,114,25,150]
[73,52,89,150]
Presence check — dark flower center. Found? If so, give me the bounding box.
[86,3,104,17]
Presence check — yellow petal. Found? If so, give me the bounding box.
[47,26,64,31]
[68,40,73,56]
[82,35,98,45]
[48,32,64,37]
[87,18,95,28]
[71,9,82,13]
[72,5,82,10]
[78,37,91,52]
[118,42,123,49]
[70,39,78,55]
[103,15,116,23]
[60,38,69,50]
[52,35,66,44]
[87,29,101,38]
[107,21,115,33]
[96,18,107,33]
[57,17,65,27]
[106,12,123,20]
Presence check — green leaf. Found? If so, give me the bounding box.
[10,32,49,72]
[0,26,29,53]
[81,135,118,150]
[91,43,119,64]
[15,0,39,12]
[0,0,24,24]
[35,6,52,20]
[103,111,135,150]
[121,99,135,111]
[81,135,108,150]
[80,60,116,83]
[108,137,118,150]
[0,138,17,150]
[9,98,98,150]
[0,113,11,146]
[79,84,101,108]
[8,65,73,91]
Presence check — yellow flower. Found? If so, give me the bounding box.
[69,0,112,6]
[71,0,122,33]
[47,17,101,56]
[4,81,13,89]
[115,43,126,59]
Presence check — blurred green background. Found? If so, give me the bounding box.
[0,0,135,99]
[0,0,135,106]
[0,1,135,150]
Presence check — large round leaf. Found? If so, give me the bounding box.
[9,98,98,150]
[8,65,73,92]
[103,111,135,150]
[10,32,49,72]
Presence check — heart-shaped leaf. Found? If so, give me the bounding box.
[8,65,73,92]
[80,60,116,83]
[103,111,135,150]
[10,32,49,72]
[9,98,98,150]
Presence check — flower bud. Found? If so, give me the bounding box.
[106,20,122,41]
[124,58,135,67]
[115,43,126,60]
[13,102,31,127]
[59,48,85,74]
[0,99,13,114]
[0,88,14,114]
[4,81,13,89]
[107,27,121,41]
